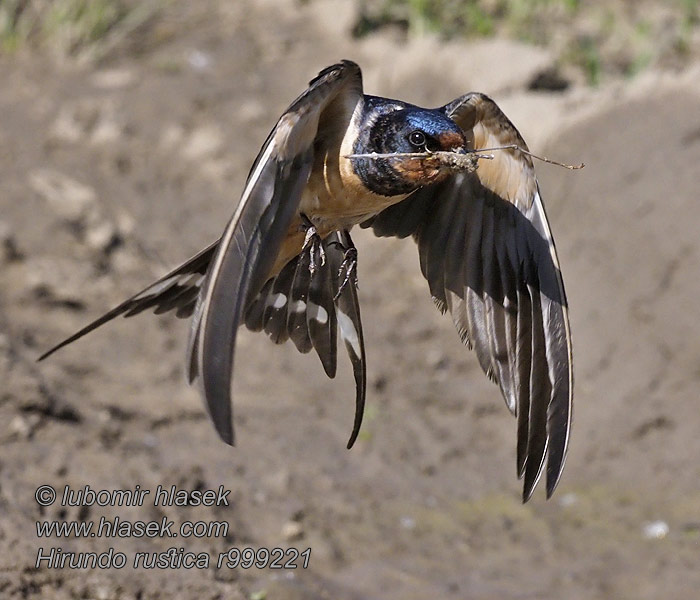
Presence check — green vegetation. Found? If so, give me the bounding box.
[0,0,160,60]
[1,0,697,82]
[353,0,700,85]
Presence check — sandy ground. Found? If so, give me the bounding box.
[2,1,700,598]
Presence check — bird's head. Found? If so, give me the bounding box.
[351,106,467,196]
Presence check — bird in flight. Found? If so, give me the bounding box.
[40,60,573,502]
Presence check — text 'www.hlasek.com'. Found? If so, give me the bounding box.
[33,484,310,570]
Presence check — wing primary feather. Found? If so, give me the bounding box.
[515,278,533,479]
[525,192,573,498]
[522,272,550,502]
[446,291,470,346]
[486,201,517,412]
[480,197,505,388]
[460,192,484,353]
[498,208,520,359]
[464,196,495,380]
[444,175,478,346]
[542,283,571,498]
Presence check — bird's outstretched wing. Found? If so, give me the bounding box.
[186,61,363,444]
[37,241,219,361]
[39,61,364,446]
[362,93,572,501]
[244,230,366,448]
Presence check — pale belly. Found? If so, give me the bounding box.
[270,181,408,276]
[298,180,407,230]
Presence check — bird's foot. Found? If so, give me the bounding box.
[333,236,358,301]
[300,214,326,274]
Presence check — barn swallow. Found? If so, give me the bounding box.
[39,60,573,502]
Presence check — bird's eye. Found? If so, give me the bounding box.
[408,130,426,148]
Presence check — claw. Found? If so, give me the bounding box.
[333,246,358,301]
[300,214,326,274]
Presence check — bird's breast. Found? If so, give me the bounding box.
[299,151,408,231]
[269,154,408,277]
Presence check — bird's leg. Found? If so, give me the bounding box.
[300,213,326,274]
[332,230,358,301]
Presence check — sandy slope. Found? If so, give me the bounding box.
[1,1,700,598]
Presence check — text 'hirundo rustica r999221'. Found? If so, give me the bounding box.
[39,60,574,502]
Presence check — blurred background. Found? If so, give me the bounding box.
[1,1,699,598]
